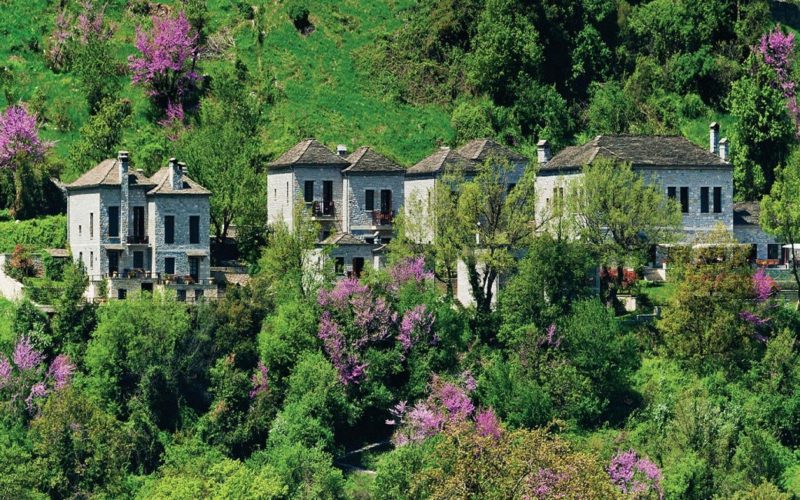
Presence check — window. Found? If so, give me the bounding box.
[117,288,127,300]
[90,251,93,270]
[667,187,676,199]
[133,251,144,269]
[133,207,145,240]
[177,289,186,302]
[700,187,709,213]
[79,225,82,237]
[189,216,200,244]
[164,216,175,244]
[164,257,175,275]
[768,243,780,260]
[713,187,722,213]
[365,237,375,244]
[108,206,119,237]
[380,190,392,212]
[108,251,118,276]
[365,190,375,211]
[749,244,758,263]
[335,257,344,275]
[189,257,200,281]
[679,187,689,213]
[304,180,314,203]
[286,182,288,198]
[79,251,83,263]
[90,213,94,239]
[353,257,365,278]
[195,289,204,300]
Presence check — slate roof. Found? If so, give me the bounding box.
[268,139,350,168]
[457,139,526,163]
[321,232,370,246]
[147,167,211,195]
[406,147,475,175]
[733,202,760,226]
[541,135,729,172]
[343,147,404,173]
[65,159,153,189]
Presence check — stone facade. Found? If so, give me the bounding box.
[267,169,295,228]
[734,225,781,261]
[344,171,404,237]
[65,153,215,302]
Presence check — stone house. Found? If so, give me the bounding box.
[404,140,528,244]
[65,152,216,301]
[537,123,778,267]
[267,139,405,277]
[733,202,783,263]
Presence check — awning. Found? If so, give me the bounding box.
[186,249,209,257]
[103,244,125,251]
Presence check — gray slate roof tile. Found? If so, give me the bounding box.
[343,147,404,173]
[269,139,350,167]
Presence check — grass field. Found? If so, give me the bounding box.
[0,298,15,351]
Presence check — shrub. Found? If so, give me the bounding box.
[4,245,36,282]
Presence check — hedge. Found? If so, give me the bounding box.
[0,215,66,253]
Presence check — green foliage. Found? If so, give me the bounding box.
[0,215,66,253]
[730,57,796,200]
[66,98,131,181]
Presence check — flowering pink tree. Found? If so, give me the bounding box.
[387,373,501,445]
[128,11,199,114]
[249,361,269,398]
[0,105,50,170]
[608,450,663,499]
[316,260,437,385]
[739,268,778,339]
[0,336,75,416]
[758,26,800,134]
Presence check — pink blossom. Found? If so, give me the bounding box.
[128,11,199,107]
[388,256,433,292]
[475,408,502,440]
[758,26,800,133]
[317,278,369,309]
[398,304,434,352]
[0,356,11,389]
[752,268,776,302]
[528,468,567,498]
[0,106,50,169]
[739,310,770,328]
[13,336,44,371]
[76,1,111,45]
[608,450,663,499]
[461,370,477,392]
[46,354,74,389]
[249,361,269,398]
[25,382,47,412]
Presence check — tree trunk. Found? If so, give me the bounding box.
[791,248,800,311]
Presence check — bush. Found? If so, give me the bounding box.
[0,215,67,253]
[4,244,37,281]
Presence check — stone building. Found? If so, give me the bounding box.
[536,123,780,267]
[65,152,216,301]
[267,139,405,277]
[733,202,783,263]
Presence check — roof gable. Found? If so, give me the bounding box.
[407,147,475,175]
[146,167,210,195]
[456,139,526,163]
[343,147,404,173]
[66,159,153,189]
[269,139,350,168]
[542,135,729,172]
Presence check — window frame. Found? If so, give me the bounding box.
[713,187,722,213]
[365,189,375,211]
[679,187,689,213]
[164,215,175,244]
[700,187,709,214]
[189,216,200,244]
[164,257,175,275]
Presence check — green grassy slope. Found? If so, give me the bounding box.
[0,0,453,175]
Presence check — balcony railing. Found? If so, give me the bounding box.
[310,200,335,218]
[127,234,149,244]
[371,210,394,225]
[102,270,215,286]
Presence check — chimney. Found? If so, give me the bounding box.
[336,144,348,157]
[118,151,129,178]
[178,161,188,179]
[169,158,182,191]
[719,138,729,162]
[537,140,551,165]
[709,122,720,155]
[118,151,130,241]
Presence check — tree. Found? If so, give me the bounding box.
[450,158,538,314]
[51,260,95,360]
[569,158,681,307]
[761,153,800,308]
[73,1,119,113]
[128,11,199,113]
[29,388,132,498]
[68,99,132,176]
[0,105,51,219]
[729,55,795,200]
[178,63,269,255]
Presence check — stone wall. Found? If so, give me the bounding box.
[68,189,104,279]
[0,254,25,301]
[403,176,436,243]
[734,224,781,260]
[345,172,405,232]
[327,244,376,276]
[639,167,734,232]
[267,169,294,227]
[149,194,211,279]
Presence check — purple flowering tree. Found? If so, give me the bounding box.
[387,374,502,446]
[128,11,199,114]
[0,105,50,170]
[608,450,664,499]
[758,26,800,135]
[249,361,269,398]
[316,271,437,385]
[739,268,778,341]
[0,336,75,416]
